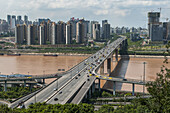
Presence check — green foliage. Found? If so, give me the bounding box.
[101,91,113,97]
[0,86,38,100]
[97,105,114,113]
[0,103,94,113]
[127,38,143,48]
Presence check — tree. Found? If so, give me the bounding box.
[97,105,114,113]
[144,41,170,113]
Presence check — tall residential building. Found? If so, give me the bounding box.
[149,24,163,41]
[90,21,98,38]
[56,21,66,44]
[17,16,22,21]
[66,22,72,44]
[27,24,38,45]
[7,15,11,25]
[103,22,110,39]
[17,15,22,25]
[47,20,52,42]
[148,12,163,41]
[15,24,27,44]
[93,23,100,40]
[163,22,170,40]
[38,18,50,25]
[11,15,16,29]
[24,15,28,25]
[39,24,45,45]
[102,20,108,36]
[69,17,78,39]
[76,20,86,43]
[51,22,57,45]
[0,20,8,33]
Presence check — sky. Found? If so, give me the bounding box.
[0,0,170,28]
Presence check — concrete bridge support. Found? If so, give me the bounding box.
[98,79,101,92]
[24,80,26,87]
[115,49,118,62]
[132,83,135,96]
[85,93,88,99]
[4,81,7,92]
[113,81,116,95]
[107,58,111,74]
[43,78,45,84]
[92,82,95,93]
[100,62,104,75]
[88,87,91,98]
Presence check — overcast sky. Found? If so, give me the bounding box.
[0,0,170,28]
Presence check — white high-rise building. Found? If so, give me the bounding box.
[66,23,72,44]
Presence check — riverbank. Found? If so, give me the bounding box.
[118,55,170,59]
[1,52,169,58]
[0,53,92,57]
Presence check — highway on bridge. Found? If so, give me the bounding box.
[8,37,127,108]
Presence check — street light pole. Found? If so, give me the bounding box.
[143,62,146,97]
[56,78,58,91]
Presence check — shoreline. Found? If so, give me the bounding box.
[0,52,169,58]
[118,55,170,59]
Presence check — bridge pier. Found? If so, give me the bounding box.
[98,79,101,92]
[132,83,135,96]
[115,49,118,62]
[107,58,111,74]
[89,87,91,98]
[24,80,26,87]
[4,81,7,92]
[29,84,33,91]
[43,78,45,84]
[100,62,104,75]
[85,93,88,99]
[113,81,116,95]
[92,82,95,93]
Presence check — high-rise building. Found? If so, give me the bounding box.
[163,22,170,40]
[7,15,11,26]
[38,18,50,25]
[11,15,16,29]
[24,15,28,24]
[0,20,8,33]
[69,17,78,39]
[47,20,52,42]
[56,21,66,44]
[27,24,38,45]
[93,23,100,40]
[148,12,163,41]
[66,22,72,44]
[15,24,27,44]
[51,22,57,45]
[149,24,163,41]
[39,24,45,45]
[76,20,86,43]
[17,16,22,21]
[103,23,110,39]
[17,15,22,25]
[90,21,98,38]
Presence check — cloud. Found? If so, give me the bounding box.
[1,0,170,27]
[95,10,109,15]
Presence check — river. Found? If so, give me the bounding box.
[0,55,169,92]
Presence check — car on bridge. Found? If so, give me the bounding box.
[54,98,58,101]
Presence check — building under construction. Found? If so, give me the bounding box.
[148,12,170,41]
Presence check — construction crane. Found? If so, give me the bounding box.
[158,7,170,13]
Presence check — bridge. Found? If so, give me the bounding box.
[0,37,149,108]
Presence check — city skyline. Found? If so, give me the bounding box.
[0,0,170,28]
